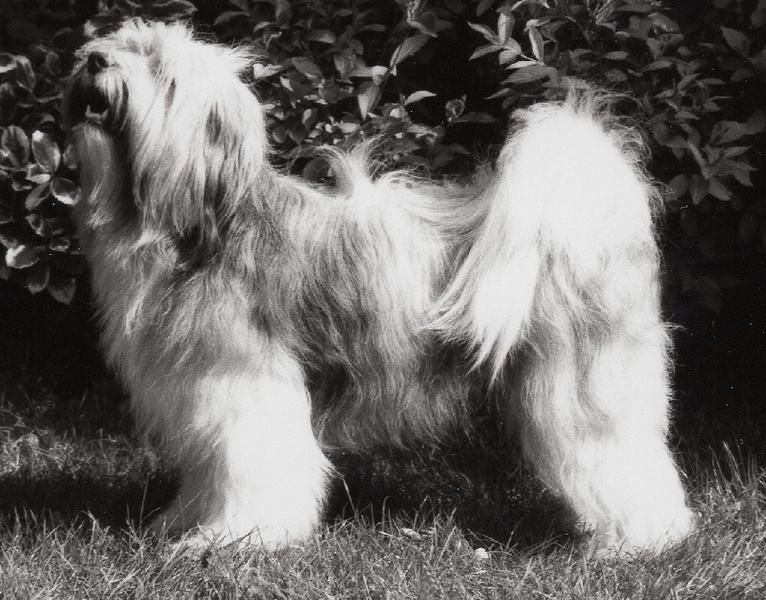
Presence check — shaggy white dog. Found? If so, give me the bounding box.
[63,19,694,553]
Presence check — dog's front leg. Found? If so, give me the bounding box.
[149,349,332,549]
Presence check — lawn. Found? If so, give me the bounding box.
[1,374,765,600]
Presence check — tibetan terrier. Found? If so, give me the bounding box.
[63,20,694,553]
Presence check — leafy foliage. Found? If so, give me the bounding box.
[0,0,764,305]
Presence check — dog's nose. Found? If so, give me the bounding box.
[87,51,109,74]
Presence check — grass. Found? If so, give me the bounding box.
[1,375,765,600]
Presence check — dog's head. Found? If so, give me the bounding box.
[64,20,267,249]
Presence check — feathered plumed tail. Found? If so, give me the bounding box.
[434,90,662,380]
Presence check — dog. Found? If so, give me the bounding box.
[63,19,694,553]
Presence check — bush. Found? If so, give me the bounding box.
[0,0,764,310]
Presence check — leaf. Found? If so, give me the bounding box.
[391,34,430,66]
[497,11,514,44]
[603,51,629,60]
[707,177,731,201]
[404,91,436,106]
[0,53,15,74]
[470,44,502,60]
[301,108,318,129]
[0,231,19,249]
[721,26,750,57]
[1,125,30,166]
[50,177,80,205]
[333,52,358,78]
[713,121,749,144]
[271,125,288,144]
[651,13,681,33]
[409,12,440,37]
[510,0,550,10]
[687,143,707,169]
[26,163,51,185]
[358,24,386,33]
[723,146,750,158]
[614,2,654,13]
[305,29,336,44]
[668,174,688,199]
[5,244,37,269]
[357,82,379,118]
[25,182,50,210]
[145,0,198,19]
[745,110,766,134]
[14,56,35,89]
[467,22,499,44]
[643,59,673,71]
[504,64,553,84]
[730,68,754,82]
[445,97,466,122]
[31,130,60,173]
[370,66,388,86]
[252,63,282,81]
[606,69,628,83]
[26,263,49,294]
[213,11,248,26]
[26,213,51,237]
[336,121,360,135]
[48,277,75,304]
[528,25,544,61]
[507,60,539,70]
[292,57,322,79]
[388,106,407,120]
[499,47,521,64]
[45,51,61,76]
[62,143,78,170]
[49,236,70,252]
[725,160,756,186]
[689,174,708,205]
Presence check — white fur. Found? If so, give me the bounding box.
[65,20,694,554]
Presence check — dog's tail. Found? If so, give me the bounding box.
[433,90,663,380]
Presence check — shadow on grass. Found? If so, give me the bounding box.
[325,441,574,550]
[0,469,177,529]
[0,423,570,552]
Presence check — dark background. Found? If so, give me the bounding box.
[0,0,764,475]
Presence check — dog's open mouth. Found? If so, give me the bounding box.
[65,74,124,132]
[67,79,107,124]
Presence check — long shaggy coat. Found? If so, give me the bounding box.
[64,20,694,553]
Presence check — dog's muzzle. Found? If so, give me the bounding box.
[63,53,125,132]
[87,51,110,75]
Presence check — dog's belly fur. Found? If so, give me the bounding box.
[280,183,480,449]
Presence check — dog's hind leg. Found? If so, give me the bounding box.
[441,92,694,553]
[150,347,332,548]
[508,305,694,554]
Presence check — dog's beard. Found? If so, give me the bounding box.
[66,67,135,235]
[71,124,119,196]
